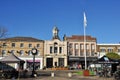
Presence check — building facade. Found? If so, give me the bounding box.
[65,35,98,69]
[97,44,120,58]
[0,27,120,70]
[44,27,67,68]
[0,37,44,70]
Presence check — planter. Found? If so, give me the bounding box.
[83,70,89,76]
[51,67,68,70]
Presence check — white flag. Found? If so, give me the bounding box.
[83,12,87,27]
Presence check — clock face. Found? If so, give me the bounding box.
[32,48,37,55]
[32,49,36,53]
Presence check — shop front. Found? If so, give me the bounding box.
[27,60,40,70]
[21,58,43,70]
[68,56,98,69]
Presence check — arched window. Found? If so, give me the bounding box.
[28,50,32,56]
[11,50,15,54]
[20,50,24,56]
[37,50,40,56]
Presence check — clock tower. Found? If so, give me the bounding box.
[52,26,60,40]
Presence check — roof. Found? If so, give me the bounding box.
[66,35,96,42]
[94,55,119,64]
[0,54,25,63]
[97,43,120,46]
[0,37,44,42]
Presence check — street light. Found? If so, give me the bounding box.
[31,47,37,77]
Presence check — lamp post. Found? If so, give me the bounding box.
[31,47,37,77]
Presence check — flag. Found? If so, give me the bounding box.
[83,12,87,27]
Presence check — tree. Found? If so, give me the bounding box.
[0,27,8,39]
[106,52,120,59]
[0,27,8,57]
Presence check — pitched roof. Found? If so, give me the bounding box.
[0,37,44,42]
[0,54,25,63]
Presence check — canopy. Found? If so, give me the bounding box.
[0,54,25,63]
[94,55,119,64]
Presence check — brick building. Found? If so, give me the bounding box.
[65,35,98,69]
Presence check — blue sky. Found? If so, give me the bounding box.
[0,0,120,43]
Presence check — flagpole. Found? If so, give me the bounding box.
[83,12,87,70]
[84,23,87,70]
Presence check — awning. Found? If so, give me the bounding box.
[94,55,119,64]
[27,60,40,62]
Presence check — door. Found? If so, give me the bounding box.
[46,58,53,68]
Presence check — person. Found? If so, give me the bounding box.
[77,64,81,69]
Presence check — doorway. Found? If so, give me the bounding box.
[46,58,53,68]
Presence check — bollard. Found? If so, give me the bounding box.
[68,72,72,77]
[51,72,54,77]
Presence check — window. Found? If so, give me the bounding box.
[3,43,7,47]
[28,44,32,48]
[37,50,40,55]
[50,46,52,53]
[58,58,64,67]
[86,51,90,56]
[75,50,78,56]
[80,44,84,49]
[59,47,62,53]
[75,44,78,49]
[118,49,120,52]
[2,50,7,56]
[91,44,95,49]
[69,48,73,56]
[80,51,84,56]
[69,51,72,56]
[20,43,24,48]
[54,47,57,53]
[69,43,73,48]
[100,49,106,52]
[86,44,89,49]
[12,43,15,47]
[54,42,58,53]
[108,49,113,53]
[36,44,40,48]
[20,50,24,56]
[11,50,15,54]
[28,50,32,56]
[91,52,94,56]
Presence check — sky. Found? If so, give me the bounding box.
[0,0,120,43]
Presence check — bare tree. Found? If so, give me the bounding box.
[0,27,8,39]
[0,27,8,57]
